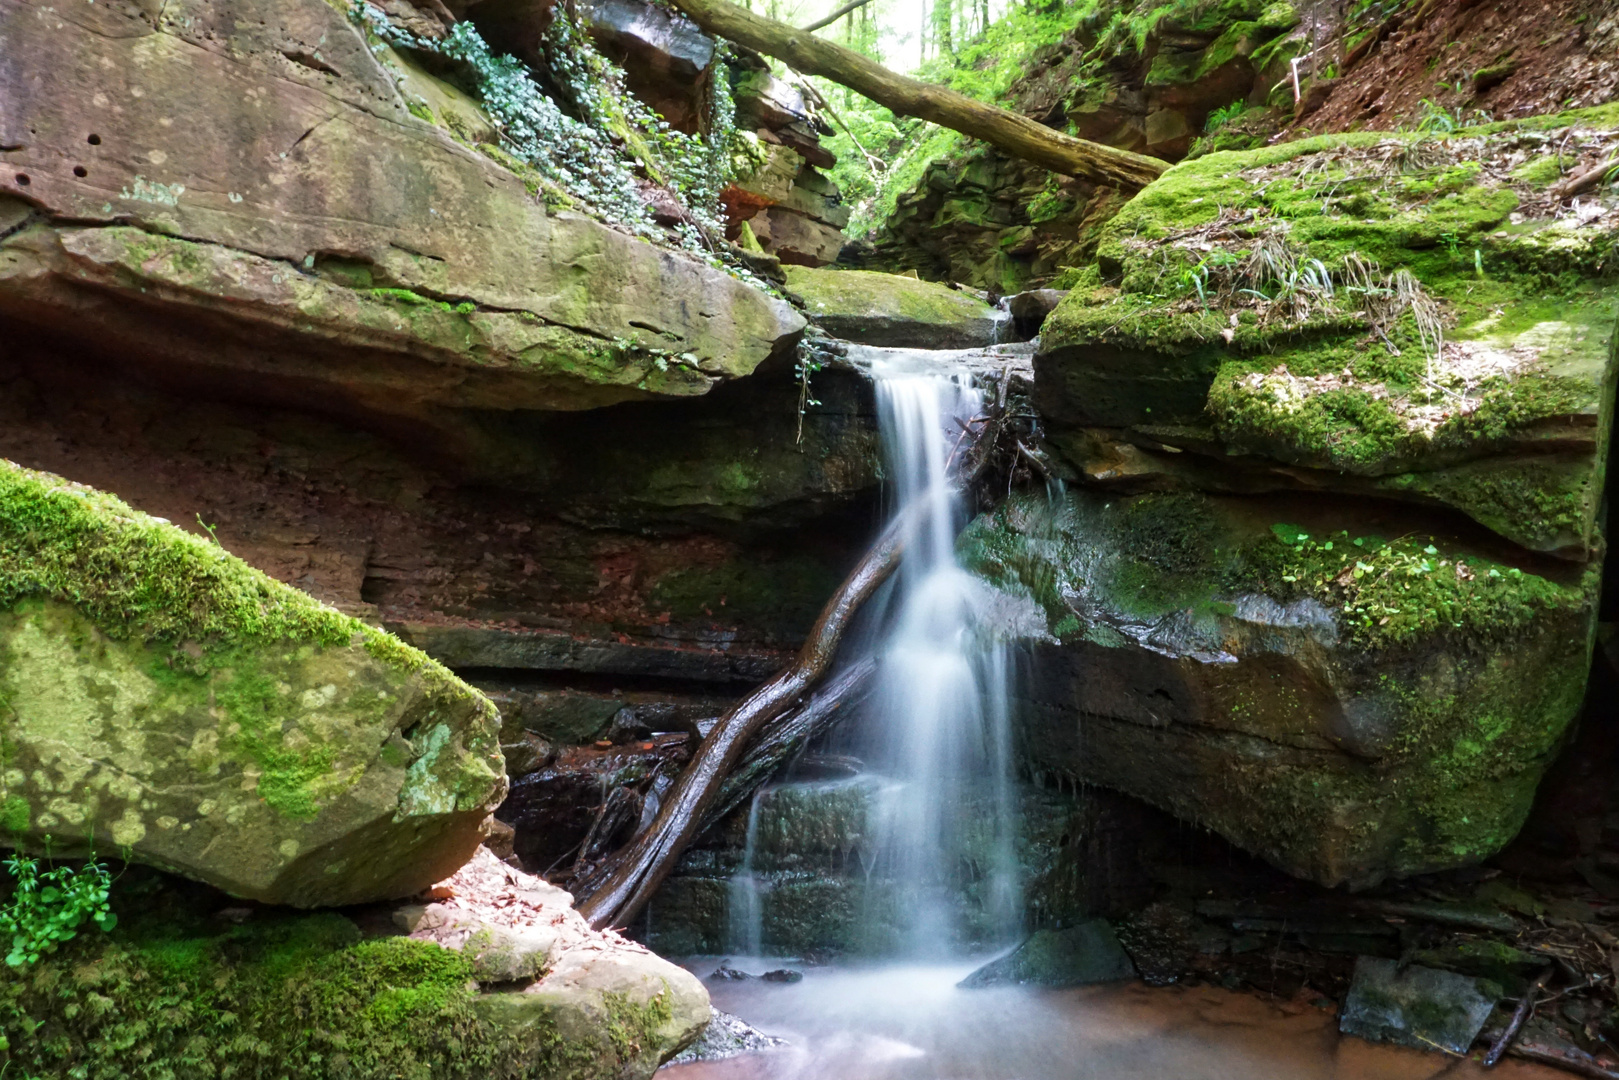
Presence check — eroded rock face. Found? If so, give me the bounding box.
[0,460,506,906]
[962,489,1597,888]
[0,0,803,420]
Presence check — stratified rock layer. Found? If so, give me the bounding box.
[0,0,804,419]
[0,459,506,906]
[962,489,1597,888]
[1035,109,1619,561]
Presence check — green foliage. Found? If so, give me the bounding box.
[1,854,115,969]
[1205,99,1249,132]
[821,0,1093,235]
[353,4,758,283]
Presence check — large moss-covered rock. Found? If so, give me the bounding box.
[0,459,506,906]
[782,266,1001,348]
[1036,107,1619,560]
[0,856,708,1080]
[0,0,803,417]
[962,488,1597,888]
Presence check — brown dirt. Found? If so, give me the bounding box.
[1297,0,1619,137]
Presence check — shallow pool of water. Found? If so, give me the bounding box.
[661,957,1565,1080]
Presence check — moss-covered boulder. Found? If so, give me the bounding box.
[961,489,1597,888]
[1036,106,1619,559]
[0,856,708,1080]
[0,459,506,906]
[783,266,1002,348]
[0,0,803,417]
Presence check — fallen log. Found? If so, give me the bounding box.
[577,515,908,929]
[664,0,1169,188]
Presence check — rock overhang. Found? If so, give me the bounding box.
[0,0,804,419]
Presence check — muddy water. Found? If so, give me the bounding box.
[661,960,1565,1080]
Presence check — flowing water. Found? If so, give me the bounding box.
[855,349,1020,954]
[663,959,1562,1080]
[662,344,1570,1079]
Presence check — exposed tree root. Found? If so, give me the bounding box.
[576,516,909,929]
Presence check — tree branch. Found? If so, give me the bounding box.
[576,513,909,930]
[800,0,878,34]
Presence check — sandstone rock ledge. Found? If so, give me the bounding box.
[0,0,805,419]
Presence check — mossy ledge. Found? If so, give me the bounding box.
[960,489,1598,886]
[0,873,678,1080]
[0,459,505,906]
[1035,104,1619,558]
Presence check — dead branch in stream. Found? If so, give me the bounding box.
[661,0,1168,188]
[576,517,909,929]
[706,656,877,828]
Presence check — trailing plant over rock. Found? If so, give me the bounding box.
[353,2,752,278]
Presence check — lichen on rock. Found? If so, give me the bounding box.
[0,458,506,906]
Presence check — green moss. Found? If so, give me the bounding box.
[0,459,462,692]
[1379,457,1597,553]
[3,904,499,1079]
[0,795,27,834]
[1511,156,1564,187]
[1240,524,1595,650]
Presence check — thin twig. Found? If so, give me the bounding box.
[1486,966,1555,1067]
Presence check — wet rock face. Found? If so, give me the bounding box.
[644,774,1069,957]
[0,0,803,421]
[962,488,1598,888]
[958,921,1137,988]
[0,461,506,907]
[581,0,715,132]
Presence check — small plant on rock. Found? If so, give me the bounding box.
[1,851,116,968]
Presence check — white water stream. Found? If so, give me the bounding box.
[858,349,1020,955]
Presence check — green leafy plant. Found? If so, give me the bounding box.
[1,852,117,968]
[1204,100,1249,133]
[1414,98,1460,134]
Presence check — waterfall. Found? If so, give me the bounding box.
[855,348,1021,956]
[726,786,766,957]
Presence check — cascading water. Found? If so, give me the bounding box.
[726,787,766,957]
[853,347,1021,956]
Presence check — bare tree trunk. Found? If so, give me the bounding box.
[667,0,1169,187]
[576,515,909,930]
